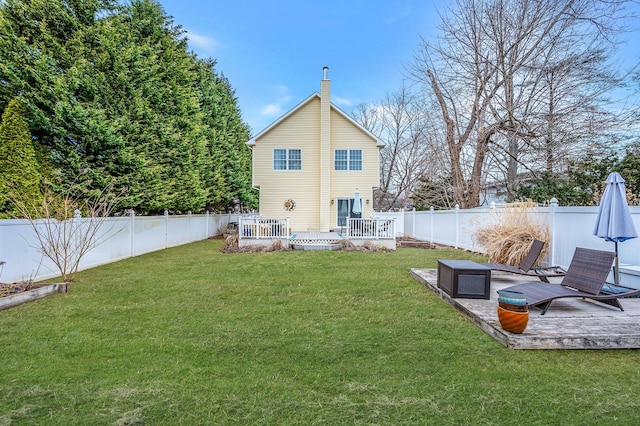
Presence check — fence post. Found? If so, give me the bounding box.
[73,209,82,264]
[455,204,460,249]
[429,206,434,245]
[188,211,192,243]
[205,211,209,238]
[164,210,169,249]
[549,198,558,266]
[412,208,416,238]
[129,210,135,257]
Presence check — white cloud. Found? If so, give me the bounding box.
[258,85,295,118]
[384,6,412,25]
[274,85,292,102]
[333,96,354,107]
[261,103,282,116]
[185,30,223,54]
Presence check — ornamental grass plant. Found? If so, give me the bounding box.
[1,240,639,424]
[474,200,550,266]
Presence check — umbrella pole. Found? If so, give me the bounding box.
[615,241,620,286]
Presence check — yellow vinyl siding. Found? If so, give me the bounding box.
[250,83,382,232]
[253,98,321,231]
[329,109,380,228]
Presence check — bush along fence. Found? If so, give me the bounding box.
[0,212,235,283]
[402,200,640,289]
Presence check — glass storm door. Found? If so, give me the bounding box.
[337,198,362,227]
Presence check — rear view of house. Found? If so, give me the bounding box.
[247,67,384,233]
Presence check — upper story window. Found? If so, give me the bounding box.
[335,149,362,171]
[274,149,301,170]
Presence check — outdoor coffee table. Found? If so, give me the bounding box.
[437,260,491,299]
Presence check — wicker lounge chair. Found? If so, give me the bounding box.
[501,247,640,315]
[485,239,565,283]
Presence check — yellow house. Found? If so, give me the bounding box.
[247,68,384,232]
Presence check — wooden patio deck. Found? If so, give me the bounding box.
[410,268,640,350]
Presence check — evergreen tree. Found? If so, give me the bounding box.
[411,175,454,210]
[0,99,42,217]
[0,0,255,214]
[53,0,208,213]
[195,59,257,211]
[514,148,640,206]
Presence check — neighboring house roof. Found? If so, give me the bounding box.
[246,92,385,148]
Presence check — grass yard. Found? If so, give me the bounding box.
[1,240,639,425]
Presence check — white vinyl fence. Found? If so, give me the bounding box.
[402,202,640,288]
[0,212,235,283]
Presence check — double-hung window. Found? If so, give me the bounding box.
[274,149,301,170]
[335,149,348,170]
[334,149,362,171]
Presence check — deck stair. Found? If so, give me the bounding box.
[290,232,345,251]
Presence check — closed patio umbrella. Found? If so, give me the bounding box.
[352,188,362,215]
[593,172,638,285]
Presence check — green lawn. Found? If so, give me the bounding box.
[1,240,639,425]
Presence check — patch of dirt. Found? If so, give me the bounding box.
[396,237,449,249]
[334,240,389,252]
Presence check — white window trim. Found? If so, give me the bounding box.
[273,148,302,171]
[334,149,362,171]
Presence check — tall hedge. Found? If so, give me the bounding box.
[0,99,42,217]
[0,0,255,215]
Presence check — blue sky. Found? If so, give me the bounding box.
[157,0,640,135]
[158,0,443,133]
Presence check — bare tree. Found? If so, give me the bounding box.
[410,0,504,208]
[485,0,637,198]
[352,87,436,210]
[411,0,637,207]
[12,178,123,282]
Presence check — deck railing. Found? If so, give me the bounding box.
[238,217,290,239]
[347,218,395,239]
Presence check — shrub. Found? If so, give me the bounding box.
[221,234,291,253]
[0,98,42,217]
[474,201,549,265]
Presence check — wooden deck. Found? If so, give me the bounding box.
[410,268,640,350]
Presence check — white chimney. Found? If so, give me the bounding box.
[323,66,329,80]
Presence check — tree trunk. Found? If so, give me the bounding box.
[427,70,467,207]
